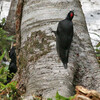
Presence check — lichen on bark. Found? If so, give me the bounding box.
[23,30,55,63]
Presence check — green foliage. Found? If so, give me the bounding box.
[0,53,18,99]
[1,18,6,26]
[0,27,15,51]
[0,18,15,52]
[0,66,8,83]
[0,50,9,83]
[0,81,19,100]
[0,18,18,99]
[96,42,100,52]
[95,42,100,63]
[48,92,75,100]
[0,20,15,86]
[7,73,15,81]
[0,65,20,99]
[0,81,17,91]
[47,98,53,100]
[96,42,100,47]
[0,51,9,83]
[0,50,6,60]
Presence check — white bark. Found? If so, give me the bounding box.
[0,0,11,21]
[16,0,100,99]
[4,0,18,33]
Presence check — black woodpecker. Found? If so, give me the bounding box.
[5,46,17,84]
[53,11,74,69]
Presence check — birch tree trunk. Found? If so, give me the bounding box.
[14,0,100,99]
[4,0,18,34]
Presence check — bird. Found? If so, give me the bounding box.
[9,46,16,61]
[51,11,74,69]
[5,46,17,85]
[6,61,17,84]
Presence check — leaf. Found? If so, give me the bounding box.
[95,48,100,52]
[0,82,6,91]
[0,67,5,74]
[0,28,7,34]
[0,50,6,60]
[0,78,5,82]
[96,54,100,57]
[1,18,6,26]
[5,36,15,41]
[55,92,69,100]
[96,42,100,47]
[56,92,59,97]
[47,98,52,100]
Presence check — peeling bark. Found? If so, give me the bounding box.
[73,86,100,100]
[16,0,24,67]
[15,0,26,93]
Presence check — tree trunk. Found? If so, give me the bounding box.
[4,0,18,34]
[15,0,100,99]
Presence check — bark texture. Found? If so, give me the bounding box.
[4,0,18,34]
[15,0,100,99]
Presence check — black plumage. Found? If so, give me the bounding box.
[54,11,74,69]
[9,46,16,61]
[8,46,17,73]
[5,46,17,84]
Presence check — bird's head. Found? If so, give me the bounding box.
[66,10,74,21]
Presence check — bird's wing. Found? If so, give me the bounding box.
[57,21,62,35]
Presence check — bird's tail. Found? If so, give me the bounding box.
[63,49,69,69]
[58,48,69,69]
[63,63,67,69]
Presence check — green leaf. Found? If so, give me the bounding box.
[96,42,100,47]
[0,67,5,74]
[0,50,6,60]
[0,78,5,82]
[0,82,6,91]
[1,18,6,26]
[56,92,69,100]
[47,98,52,100]
[0,28,7,34]
[5,36,15,41]
[96,54,100,57]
